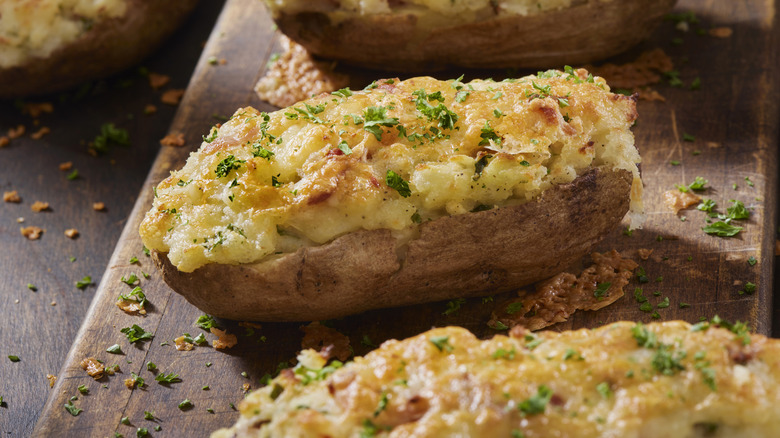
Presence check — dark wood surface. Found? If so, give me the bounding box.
[0,0,227,435]
[4,0,777,436]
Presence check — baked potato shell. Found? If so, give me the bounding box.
[153,166,632,322]
[268,0,677,71]
[0,0,199,99]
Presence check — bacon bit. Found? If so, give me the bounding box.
[46,374,57,388]
[242,383,251,393]
[20,226,44,240]
[23,102,54,118]
[59,162,73,171]
[8,125,25,139]
[144,104,158,115]
[124,378,137,389]
[492,250,638,331]
[148,73,171,89]
[80,357,105,380]
[92,202,106,211]
[116,298,146,315]
[4,190,21,203]
[664,190,701,213]
[709,27,733,38]
[31,201,50,212]
[0,136,9,147]
[64,228,79,239]
[30,126,50,140]
[255,35,349,108]
[211,327,238,350]
[175,335,195,351]
[161,89,185,105]
[590,48,673,90]
[300,321,352,362]
[637,248,654,260]
[160,132,186,147]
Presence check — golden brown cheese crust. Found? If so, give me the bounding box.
[213,322,780,438]
[140,72,642,274]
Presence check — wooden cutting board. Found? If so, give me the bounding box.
[34,0,779,435]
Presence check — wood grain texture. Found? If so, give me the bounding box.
[33,0,779,436]
[0,1,226,435]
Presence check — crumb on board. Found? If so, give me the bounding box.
[637,248,654,260]
[104,365,119,376]
[92,202,106,211]
[116,298,146,315]
[255,35,349,108]
[148,73,171,90]
[59,162,73,171]
[144,104,158,115]
[51,301,56,306]
[160,132,186,147]
[16,217,24,223]
[8,125,25,139]
[46,374,57,388]
[242,383,251,393]
[4,190,21,203]
[30,126,50,140]
[124,378,136,389]
[20,226,44,240]
[65,228,79,239]
[300,321,352,362]
[210,327,238,350]
[0,136,9,147]
[80,357,105,380]
[175,335,195,351]
[664,190,701,213]
[709,27,733,38]
[31,201,50,212]
[22,102,53,118]
[637,88,665,102]
[161,89,185,105]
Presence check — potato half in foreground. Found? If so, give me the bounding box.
[213,320,779,437]
[140,70,643,321]
[263,0,677,71]
[0,0,198,98]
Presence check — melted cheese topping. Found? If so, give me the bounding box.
[139,72,642,272]
[0,0,127,68]
[213,322,780,438]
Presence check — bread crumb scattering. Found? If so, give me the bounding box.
[0,136,9,147]
[64,228,79,239]
[148,73,171,89]
[664,190,701,213]
[116,298,146,315]
[31,201,50,212]
[637,248,654,260]
[255,36,349,108]
[144,104,158,115]
[301,321,352,361]
[50,301,56,306]
[59,162,73,171]
[161,89,185,105]
[80,357,105,380]
[20,226,44,240]
[8,125,25,139]
[160,132,186,147]
[92,202,106,211]
[16,217,24,223]
[30,126,50,140]
[124,378,136,389]
[709,27,733,38]
[46,374,57,388]
[23,102,54,118]
[211,327,238,350]
[175,335,195,351]
[4,190,21,203]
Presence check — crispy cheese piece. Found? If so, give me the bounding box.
[141,72,643,273]
[213,321,780,438]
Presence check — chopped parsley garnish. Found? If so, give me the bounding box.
[740,282,757,295]
[27,283,37,291]
[651,345,686,376]
[697,199,716,212]
[251,141,275,160]
[702,221,743,237]
[363,106,399,141]
[386,170,411,197]
[92,123,130,154]
[120,324,153,343]
[682,133,696,142]
[178,398,193,410]
[144,411,155,420]
[215,155,245,178]
[726,199,750,220]
[8,355,20,362]
[118,286,147,309]
[518,385,553,415]
[131,372,144,387]
[195,314,219,330]
[492,347,516,360]
[634,287,648,303]
[490,320,509,330]
[147,362,157,372]
[748,256,757,266]
[593,282,611,300]
[657,297,670,308]
[293,102,327,123]
[77,384,88,394]
[412,89,459,131]
[120,273,139,286]
[332,87,353,98]
[478,121,501,147]
[505,301,524,314]
[155,372,181,384]
[596,382,611,398]
[373,392,389,417]
[64,401,82,416]
[203,126,219,143]
[75,276,93,289]
[67,169,80,180]
[106,344,123,354]
[337,140,353,155]
[443,298,466,316]
[269,383,284,400]
[429,335,454,352]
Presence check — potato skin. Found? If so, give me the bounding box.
[153,166,632,322]
[270,0,677,71]
[0,0,198,99]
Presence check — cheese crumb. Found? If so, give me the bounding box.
[31,201,50,212]
[148,73,171,89]
[8,125,25,139]
[59,162,73,171]
[46,374,57,388]
[4,191,21,203]
[80,357,105,380]
[65,228,79,239]
[30,127,50,140]
[160,133,186,147]
[175,335,195,351]
[92,202,106,211]
[211,328,238,350]
[161,89,185,105]
[664,190,701,213]
[20,226,44,240]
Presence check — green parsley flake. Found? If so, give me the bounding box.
[386,170,411,197]
[593,282,611,299]
[518,385,553,415]
[702,221,743,237]
[178,399,193,410]
[8,355,20,362]
[106,344,123,354]
[64,401,82,416]
[75,276,93,289]
[120,325,153,343]
[196,314,219,330]
[429,335,454,352]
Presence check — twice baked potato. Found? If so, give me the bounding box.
[0,0,199,99]
[263,0,678,71]
[213,320,780,437]
[140,70,643,321]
